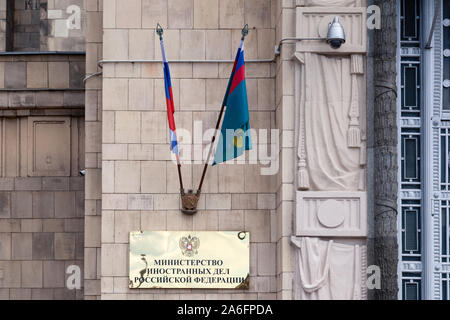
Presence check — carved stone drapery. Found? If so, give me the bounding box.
[292,3,369,300]
[291,237,367,300]
[295,52,365,191]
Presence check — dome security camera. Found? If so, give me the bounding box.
[326,16,346,49]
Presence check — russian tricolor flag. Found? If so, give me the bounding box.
[160,40,178,156]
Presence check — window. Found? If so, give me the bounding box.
[398,0,423,300]
[397,0,450,300]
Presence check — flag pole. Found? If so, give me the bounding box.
[196,24,249,196]
[156,24,185,200]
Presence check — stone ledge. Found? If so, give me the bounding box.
[0,90,85,109]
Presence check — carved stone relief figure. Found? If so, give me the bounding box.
[291,237,367,300]
[297,52,366,191]
[293,5,368,300]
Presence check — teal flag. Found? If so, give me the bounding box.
[212,41,252,166]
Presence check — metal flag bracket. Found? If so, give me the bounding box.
[181,24,250,215]
[180,189,200,215]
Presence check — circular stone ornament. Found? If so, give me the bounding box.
[317,199,345,228]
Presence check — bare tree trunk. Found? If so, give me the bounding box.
[373,0,399,300]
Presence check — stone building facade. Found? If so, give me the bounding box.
[0,0,85,299]
[0,0,410,300]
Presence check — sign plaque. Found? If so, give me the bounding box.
[129,231,250,289]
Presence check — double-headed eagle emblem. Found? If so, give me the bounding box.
[179,235,200,257]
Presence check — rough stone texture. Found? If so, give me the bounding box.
[0,50,85,302]
[12,0,85,52]
[83,0,103,300]
[99,0,278,300]
[49,62,70,89]
[0,55,85,113]
[27,62,48,89]
[168,0,193,29]
[194,0,218,29]
[6,0,378,302]
[5,62,25,88]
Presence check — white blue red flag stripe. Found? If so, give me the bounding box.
[160,39,178,155]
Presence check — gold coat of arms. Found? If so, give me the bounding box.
[179,235,200,257]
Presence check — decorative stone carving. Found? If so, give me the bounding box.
[348,54,364,148]
[316,199,345,228]
[292,3,368,301]
[295,191,367,237]
[296,7,367,54]
[28,117,71,176]
[294,52,366,191]
[291,237,367,299]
